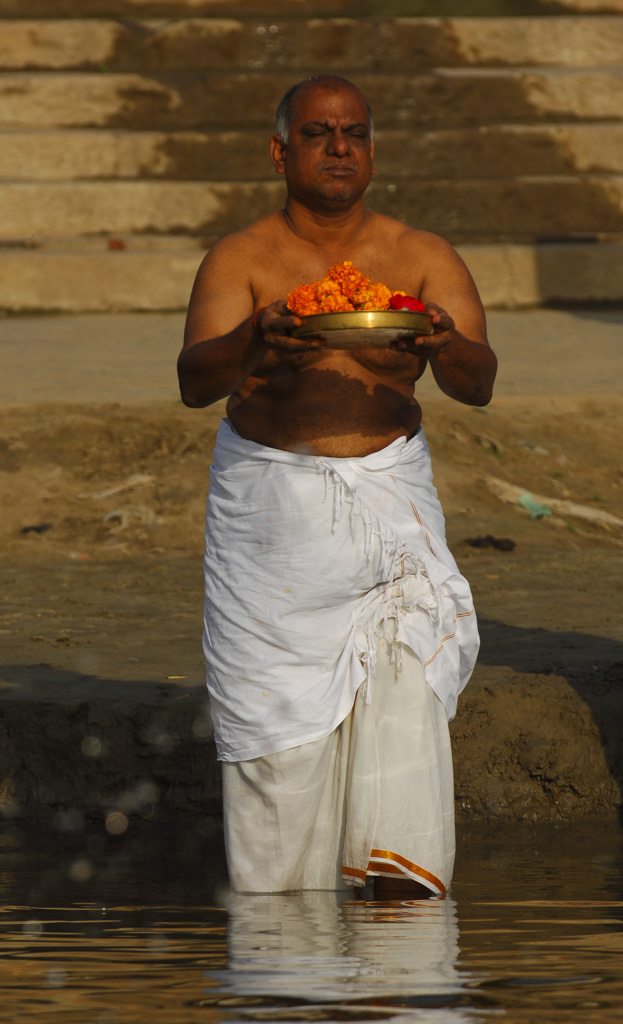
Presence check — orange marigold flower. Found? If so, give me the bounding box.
[287,261,399,316]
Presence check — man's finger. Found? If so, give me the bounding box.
[272,314,302,329]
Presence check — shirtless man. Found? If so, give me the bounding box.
[178,75,497,898]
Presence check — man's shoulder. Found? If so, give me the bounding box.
[190,213,283,293]
[207,212,283,263]
[372,214,456,256]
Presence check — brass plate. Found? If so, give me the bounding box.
[290,310,434,349]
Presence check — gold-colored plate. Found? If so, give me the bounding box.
[290,310,434,349]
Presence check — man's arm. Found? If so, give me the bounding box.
[178,238,321,408]
[396,234,497,406]
[177,240,266,408]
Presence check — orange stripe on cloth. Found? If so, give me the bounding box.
[368,849,446,893]
[342,865,367,885]
[423,628,457,669]
[408,500,435,556]
[342,852,446,893]
[423,609,474,669]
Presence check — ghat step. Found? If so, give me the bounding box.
[3,124,623,180]
[0,0,621,16]
[2,177,622,242]
[0,10,621,310]
[2,69,622,131]
[1,242,622,312]
[2,16,623,72]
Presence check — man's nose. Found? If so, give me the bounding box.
[326,131,350,156]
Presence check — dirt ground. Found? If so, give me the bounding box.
[1,310,622,824]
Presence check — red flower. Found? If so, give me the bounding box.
[389,293,426,312]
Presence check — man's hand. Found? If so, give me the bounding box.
[255,300,325,353]
[390,293,496,407]
[391,302,455,357]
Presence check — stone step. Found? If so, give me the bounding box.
[0,0,621,16]
[1,69,622,131]
[1,8,620,314]
[0,181,282,239]
[2,178,622,242]
[10,233,206,251]
[3,124,623,181]
[0,0,357,16]
[375,176,623,241]
[1,242,621,312]
[0,248,201,313]
[2,17,623,72]
[555,0,623,8]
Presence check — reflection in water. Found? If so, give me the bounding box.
[215,891,467,1004]
[0,822,622,1023]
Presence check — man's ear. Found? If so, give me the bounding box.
[270,135,287,175]
[371,139,376,177]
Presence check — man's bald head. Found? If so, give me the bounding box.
[275,75,374,144]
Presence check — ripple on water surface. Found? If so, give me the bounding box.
[0,820,622,1023]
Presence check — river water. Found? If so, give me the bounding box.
[1,820,622,1023]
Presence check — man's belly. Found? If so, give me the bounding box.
[226,349,426,456]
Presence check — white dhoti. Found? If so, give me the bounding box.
[223,627,454,894]
[203,419,478,893]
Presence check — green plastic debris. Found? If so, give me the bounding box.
[518,493,551,519]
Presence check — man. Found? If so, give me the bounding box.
[178,74,497,898]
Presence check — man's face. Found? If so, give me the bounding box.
[271,83,375,213]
